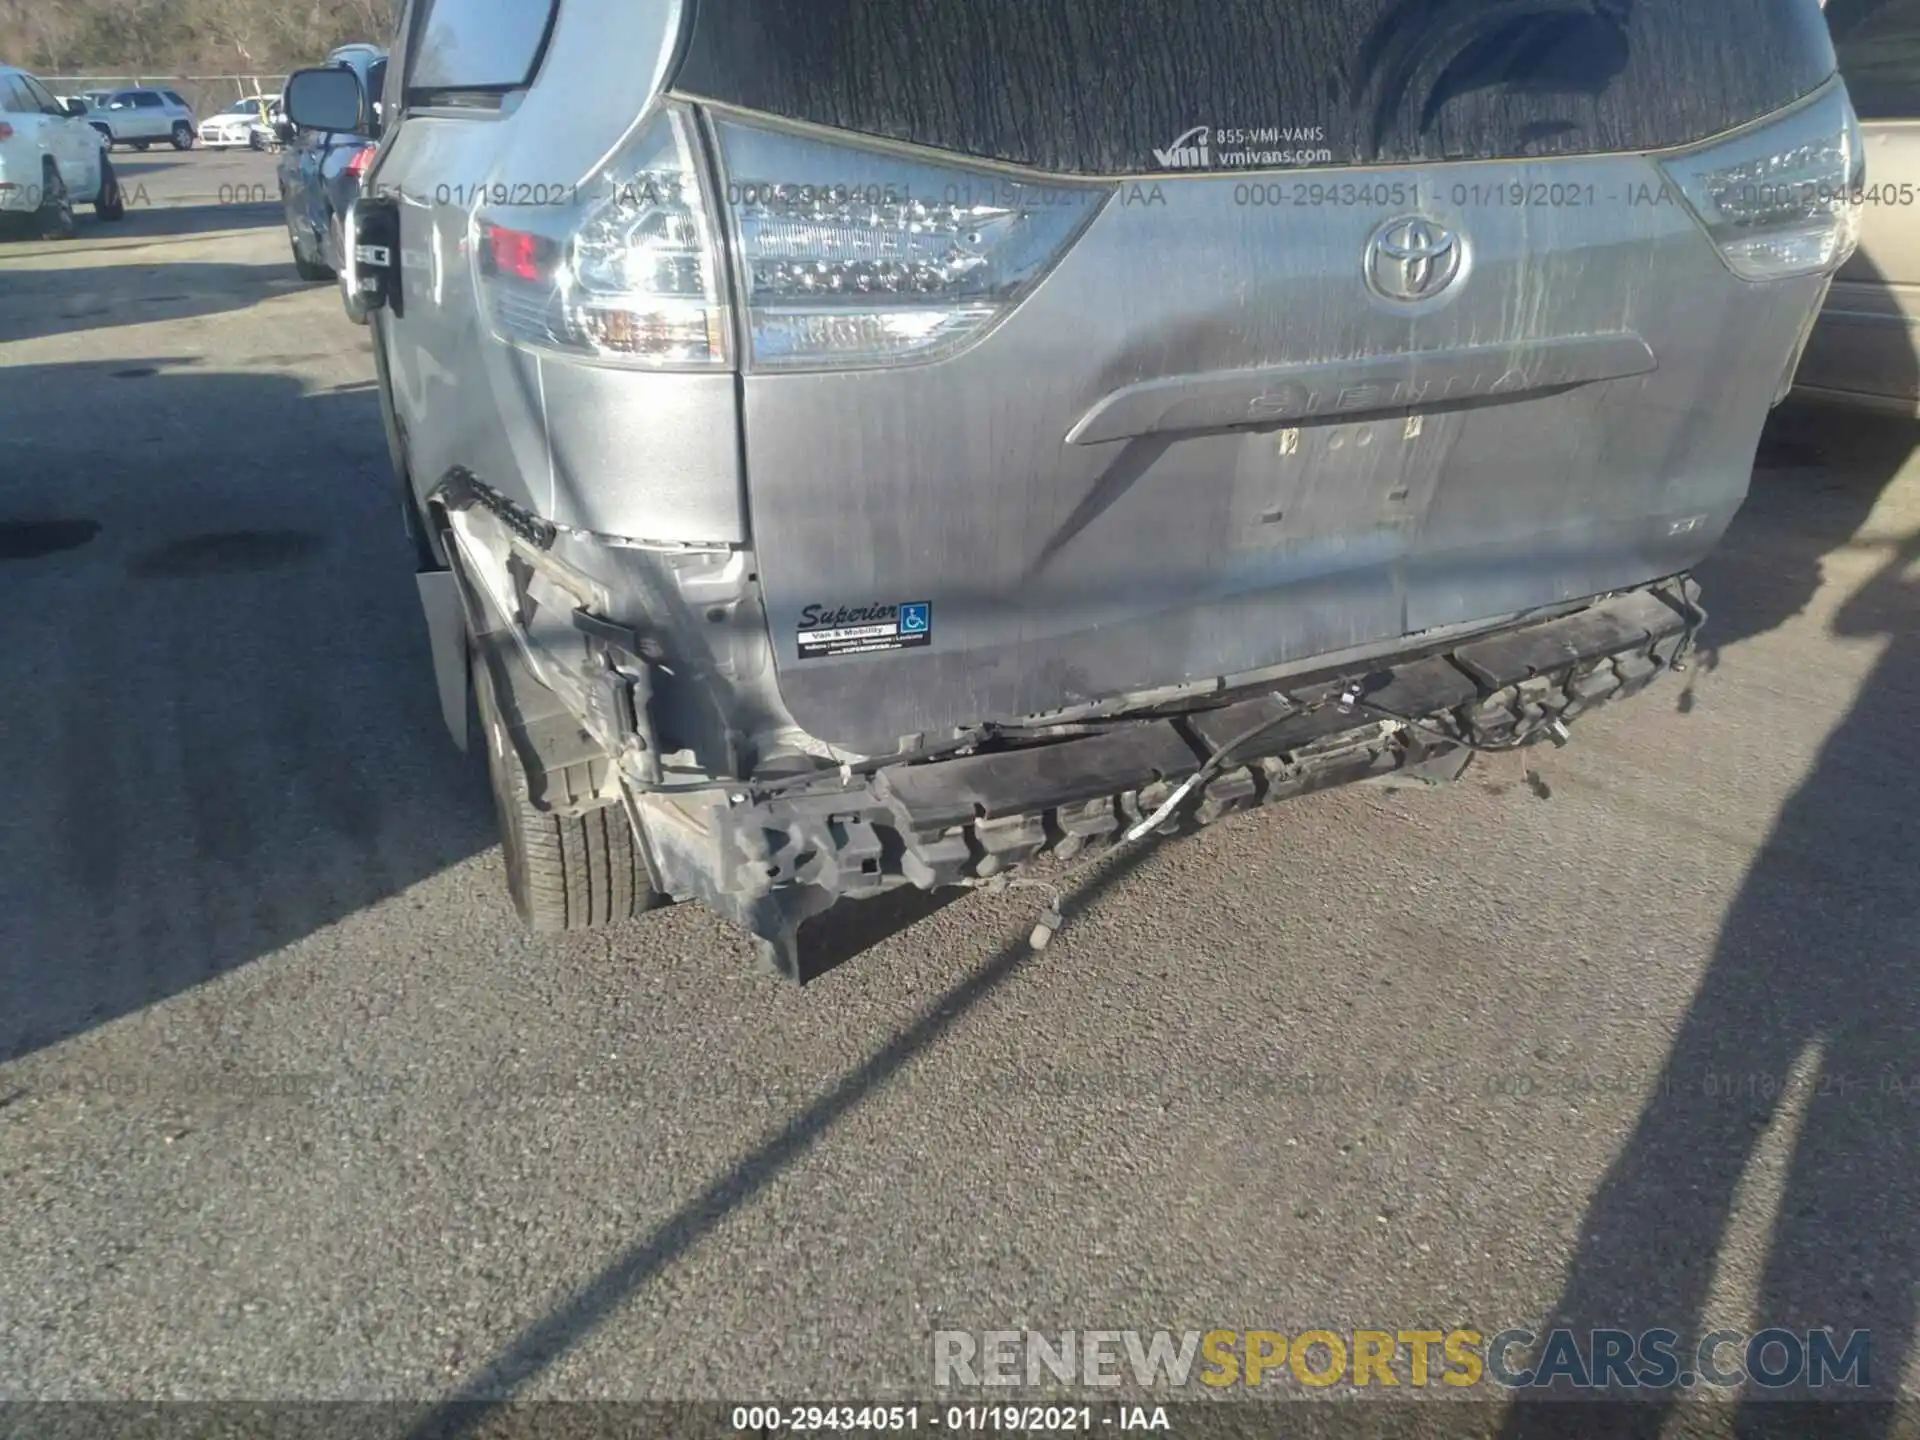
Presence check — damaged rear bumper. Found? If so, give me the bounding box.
[635,576,1703,978]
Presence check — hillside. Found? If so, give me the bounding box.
[0,0,398,75]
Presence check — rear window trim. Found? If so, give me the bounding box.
[684,77,1844,185]
[403,90,511,115]
[19,73,64,114]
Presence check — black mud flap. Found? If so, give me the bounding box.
[416,570,469,751]
[344,194,400,317]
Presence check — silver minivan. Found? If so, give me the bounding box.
[287,0,1862,976]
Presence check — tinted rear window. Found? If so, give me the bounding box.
[19,75,60,112]
[1829,0,1920,118]
[672,0,1838,174]
[409,0,555,90]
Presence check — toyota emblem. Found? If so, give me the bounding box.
[1364,216,1464,302]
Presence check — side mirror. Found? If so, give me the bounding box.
[284,66,367,135]
[62,99,87,117]
[273,118,297,142]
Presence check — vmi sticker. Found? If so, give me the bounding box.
[796,600,932,660]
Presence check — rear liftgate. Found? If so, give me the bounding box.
[678,0,1848,756]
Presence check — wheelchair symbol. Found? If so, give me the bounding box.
[900,603,930,634]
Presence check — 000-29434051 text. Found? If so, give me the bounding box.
[729,1405,1110,1431]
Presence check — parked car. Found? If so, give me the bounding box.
[198,94,279,148]
[277,53,385,296]
[323,43,385,92]
[288,0,1861,976]
[248,99,287,151]
[0,65,125,235]
[94,88,196,151]
[1794,0,1920,414]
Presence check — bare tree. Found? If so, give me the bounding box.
[0,0,399,73]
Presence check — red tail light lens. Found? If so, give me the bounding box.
[480,222,556,283]
[0,124,13,142]
[478,222,560,284]
[345,147,375,180]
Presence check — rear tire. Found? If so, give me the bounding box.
[290,229,333,281]
[170,122,193,149]
[473,639,659,933]
[36,163,75,240]
[94,153,125,220]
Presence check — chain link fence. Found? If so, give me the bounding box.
[40,74,287,118]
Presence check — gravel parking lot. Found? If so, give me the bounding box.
[3,148,1919,1422]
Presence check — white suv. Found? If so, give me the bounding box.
[94,88,196,150]
[0,65,124,235]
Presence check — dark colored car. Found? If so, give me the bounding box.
[276,51,386,305]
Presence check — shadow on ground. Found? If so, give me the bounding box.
[398,838,1162,1436]
[110,199,281,239]
[0,177,277,251]
[1503,333,1920,1427]
[0,361,492,1063]
[0,355,975,1064]
[0,256,315,344]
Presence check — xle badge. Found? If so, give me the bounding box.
[796,600,932,660]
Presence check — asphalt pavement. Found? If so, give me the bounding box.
[2,147,1919,1417]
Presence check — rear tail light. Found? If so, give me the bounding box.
[345,147,375,179]
[1662,78,1863,282]
[0,124,13,142]
[709,115,1109,370]
[473,103,728,368]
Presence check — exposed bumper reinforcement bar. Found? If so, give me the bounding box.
[636,576,1703,979]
